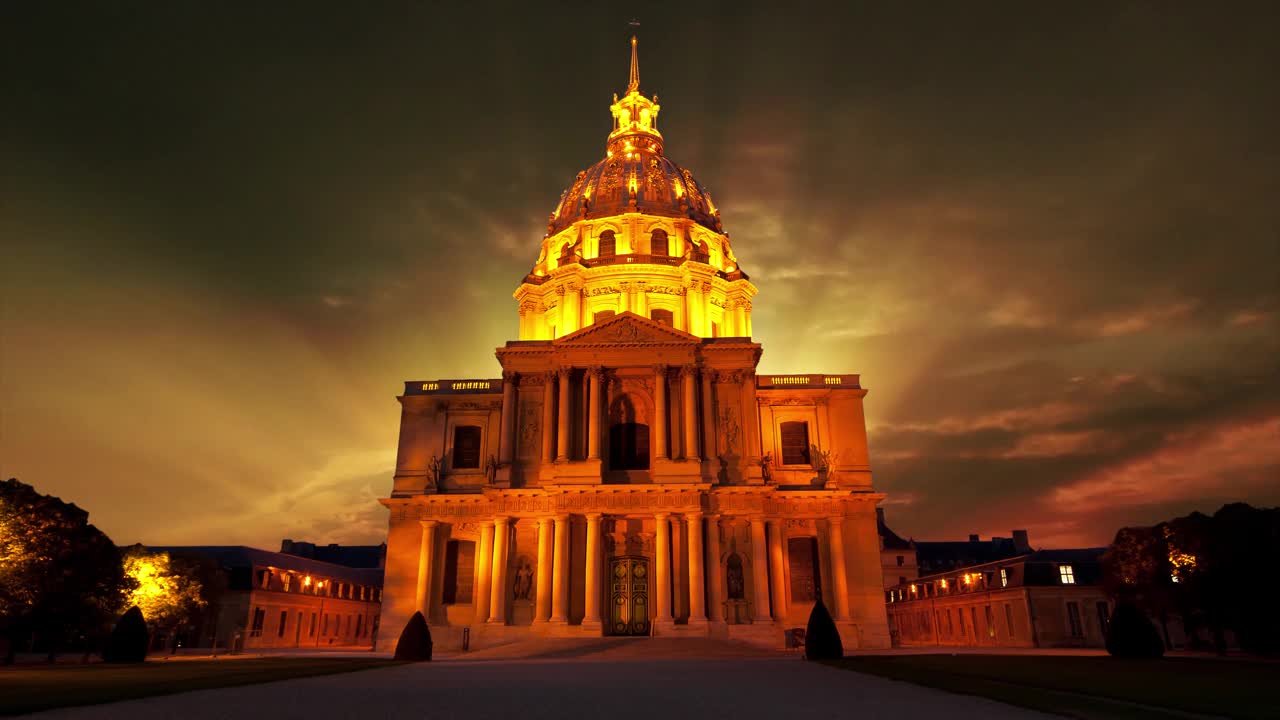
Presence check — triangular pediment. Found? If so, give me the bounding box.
[555,312,700,346]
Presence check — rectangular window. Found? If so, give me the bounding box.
[946,609,954,636]
[282,574,292,592]
[309,612,317,637]
[1005,603,1015,638]
[985,606,995,638]
[787,537,821,602]
[1000,568,1009,587]
[278,610,288,637]
[969,607,978,640]
[1096,601,1110,636]
[442,539,476,604]
[957,608,966,637]
[1059,565,1076,584]
[779,421,811,465]
[896,555,904,567]
[356,614,363,638]
[1067,601,1083,638]
[250,607,266,637]
[453,425,482,469]
[321,614,329,635]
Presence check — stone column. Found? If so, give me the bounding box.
[566,282,582,334]
[635,282,648,316]
[705,515,723,623]
[828,516,852,622]
[587,367,603,460]
[556,367,571,462]
[414,520,437,619]
[653,365,668,459]
[740,372,762,468]
[685,282,702,335]
[541,373,556,463]
[534,517,553,624]
[701,370,715,461]
[583,513,603,629]
[743,301,753,337]
[767,519,788,621]
[473,521,495,624]
[499,371,516,466]
[735,303,747,337]
[750,517,771,622]
[488,517,509,624]
[618,282,631,314]
[686,511,706,624]
[681,366,698,461]
[550,514,570,623]
[654,512,673,628]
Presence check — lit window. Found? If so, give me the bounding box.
[779,421,811,465]
[282,574,292,592]
[1000,568,1008,588]
[598,231,616,258]
[1059,565,1076,584]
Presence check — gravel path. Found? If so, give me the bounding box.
[32,645,1051,719]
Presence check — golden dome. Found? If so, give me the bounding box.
[546,36,723,237]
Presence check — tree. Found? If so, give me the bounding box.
[120,546,206,647]
[804,598,843,660]
[1102,525,1177,648]
[1105,602,1165,659]
[103,606,149,663]
[393,612,432,661]
[0,478,130,663]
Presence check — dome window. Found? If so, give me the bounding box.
[598,231,616,258]
[650,229,669,256]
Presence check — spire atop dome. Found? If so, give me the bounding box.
[627,35,640,93]
[608,32,662,155]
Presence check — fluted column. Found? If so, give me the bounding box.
[414,520,437,619]
[556,367,571,462]
[587,367,602,460]
[705,515,724,623]
[828,516,852,622]
[653,365,668,459]
[550,513,570,623]
[534,517,553,623]
[541,373,556,463]
[681,366,698,461]
[686,511,706,624]
[488,517,509,624]
[750,517,771,622]
[768,519,788,621]
[473,521,495,624]
[654,512,673,628]
[583,513,603,628]
[499,372,517,466]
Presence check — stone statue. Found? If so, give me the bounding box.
[485,454,499,485]
[426,455,442,489]
[760,452,774,484]
[513,558,534,601]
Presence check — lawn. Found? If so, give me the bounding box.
[0,656,402,716]
[828,654,1277,719]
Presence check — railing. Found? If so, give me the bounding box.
[756,374,861,389]
[405,379,503,395]
[583,253,684,268]
[519,253,747,283]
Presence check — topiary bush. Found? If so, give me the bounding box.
[393,611,433,661]
[103,606,149,663]
[1106,602,1165,659]
[804,598,844,660]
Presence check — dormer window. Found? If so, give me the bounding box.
[1059,565,1076,584]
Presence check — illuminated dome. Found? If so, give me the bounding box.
[514,36,757,342]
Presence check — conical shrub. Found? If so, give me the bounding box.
[103,606,149,663]
[804,598,844,660]
[1105,602,1165,659]
[393,611,433,661]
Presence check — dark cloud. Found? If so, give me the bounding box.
[2,2,1277,548]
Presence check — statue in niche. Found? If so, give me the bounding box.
[512,557,534,601]
[485,455,499,485]
[426,455,442,489]
[760,452,774,484]
[726,553,745,600]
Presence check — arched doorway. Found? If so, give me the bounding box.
[609,422,650,470]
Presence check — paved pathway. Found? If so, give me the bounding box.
[34,641,1051,720]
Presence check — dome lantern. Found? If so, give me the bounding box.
[607,36,663,157]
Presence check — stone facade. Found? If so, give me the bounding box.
[377,37,890,653]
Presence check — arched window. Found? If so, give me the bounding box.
[726,554,745,600]
[779,421,811,465]
[650,229,669,256]
[442,540,476,604]
[650,309,673,326]
[594,310,616,324]
[453,425,482,469]
[598,230,616,258]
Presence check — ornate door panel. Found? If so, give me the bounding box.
[610,556,650,636]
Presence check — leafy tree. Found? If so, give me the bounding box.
[804,598,843,660]
[1105,602,1164,659]
[120,546,206,646]
[1102,525,1175,648]
[393,611,432,661]
[0,478,130,663]
[103,606,149,663]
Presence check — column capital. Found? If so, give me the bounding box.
[480,519,496,528]
[587,365,606,379]
[502,370,518,383]
[585,512,604,521]
[555,512,571,521]
[493,515,510,527]
[651,363,667,375]
[419,519,438,529]
[828,515,846,526]
[654,511,671,520]
[684,509,703,521]
[679,365,697,378]
[558,366,573,379]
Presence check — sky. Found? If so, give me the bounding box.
[3,2,1278,551]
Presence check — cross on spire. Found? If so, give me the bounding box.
[627,34,640,93]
